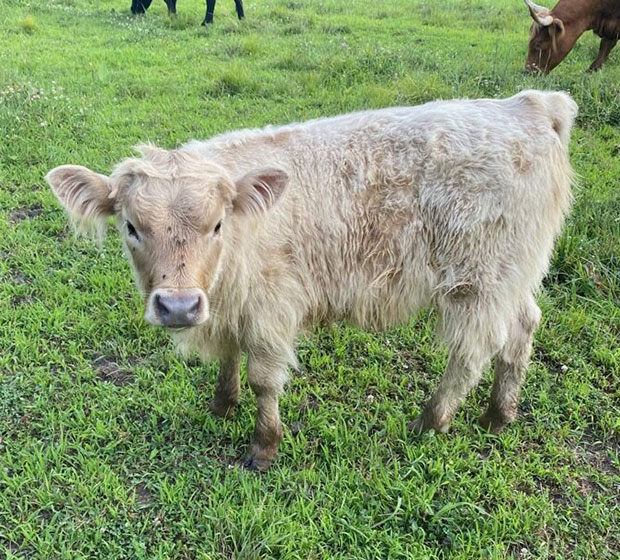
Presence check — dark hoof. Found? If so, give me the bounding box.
[208,398,236,418]
[241,454,272,472]
[410,413,450,435]
[478,409,511,434]
[240,441,278,472]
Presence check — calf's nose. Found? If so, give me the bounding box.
[148,288,207,327]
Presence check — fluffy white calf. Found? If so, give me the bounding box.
[47,90,577,470]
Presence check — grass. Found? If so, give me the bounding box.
[0,0,619,558]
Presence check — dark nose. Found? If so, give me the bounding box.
[154,292,203,327]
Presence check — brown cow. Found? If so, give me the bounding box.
[525,0,620,73]
[46,91,577,471]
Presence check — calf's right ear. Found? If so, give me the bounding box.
[46,165,116,237]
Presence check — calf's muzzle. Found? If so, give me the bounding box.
[146,288,208,327]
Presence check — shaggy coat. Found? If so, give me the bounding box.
[46,90,577,470]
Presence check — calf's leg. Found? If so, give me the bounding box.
[413,295,504,434]
[412,351,487,434]
[479,295,540,433]
[242,353,286,471]
[209,352,241,418]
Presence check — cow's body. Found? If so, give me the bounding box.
[131,0,244,25]
[525,0,620,72]
[46,90,577,470]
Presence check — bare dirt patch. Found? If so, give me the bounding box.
[133,482,154,508]
[93,356,135,387]
[9,202,43,223]
[573,434,619,477]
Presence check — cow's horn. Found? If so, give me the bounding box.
[524,0,553,26]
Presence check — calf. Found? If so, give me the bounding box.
[524,0,619,73]
[46,91,577,471]
[131,0,244,25]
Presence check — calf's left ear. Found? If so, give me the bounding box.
[46,165,116,237]
[232,168,289,216]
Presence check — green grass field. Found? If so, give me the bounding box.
[1,0,619,557]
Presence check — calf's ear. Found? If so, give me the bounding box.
[46,165,116,237]
[232,168,289,216]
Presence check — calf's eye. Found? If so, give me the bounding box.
[126,221,139,240]
[213,221,222,235]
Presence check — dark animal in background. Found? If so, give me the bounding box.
[524,0,619,73]
[131,0,244,25]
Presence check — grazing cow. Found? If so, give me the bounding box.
[524,0,620,73]
[131,0,244,25]
[46,90,577,471]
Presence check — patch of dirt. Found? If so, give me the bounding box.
[11,295,33,307]
[534,348,567,374]
[534,476,568,506]
[11,271,32,285]
[289,421,304,435]
[93,356,135,386]
[9,202,43,223]
[133,482,154,508]
[298,394,320,414]
[573,434,619,477]
[574,476,601,498]
[507,544,534,559]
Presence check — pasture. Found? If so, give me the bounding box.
[1,0,619,557]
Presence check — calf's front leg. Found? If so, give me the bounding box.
[209,352,241,418]
[242,353,286,471]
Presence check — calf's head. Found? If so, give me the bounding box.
[524,0,572,73]
[46,146,288,329]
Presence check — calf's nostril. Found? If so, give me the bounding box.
[155,294,170,318]
[188,297,201,317]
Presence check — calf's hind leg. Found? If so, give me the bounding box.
[413,297,503,434]
[479,295,540,433]
[412,351,488,434]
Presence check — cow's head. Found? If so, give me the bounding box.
[524,0,572,73]
[46,146,288,329]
